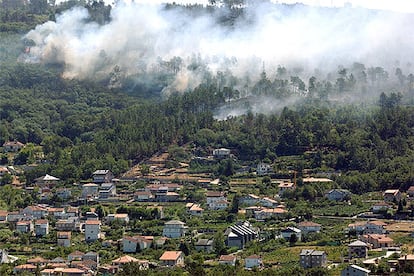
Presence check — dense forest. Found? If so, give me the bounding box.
[0,0,414,195]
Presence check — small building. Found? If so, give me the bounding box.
[159,251,185,267]
[13,264,37,274]
[112,255,149,270]
[225,221,259,249]
[240,194,261,206]
[92,170,113,184]
[81,183,99,199]
[56,217,81,232]
[0,210,8,222]
[134,191,154,202]
[297,221,322,235]
[254,207,287,220]
[195,239,214,253]
[22,205,48,219]
[57,231,71,247]
[348,240,369,259]
[213,148,231,159]
[206,191,227,210]
[55,188,72,200]
[260,197,279,207]
[245,254,262,269]
[364,220,387,235]
[68,251,85,262]
[122,235,153,253]
[281,227,302,241]
[84,220,101,242]
[219,255,237,266]
[278,182,296,196]
[257,163,272,176]
[383,189,401,202]
[34,174,60,190]
[2,141,24,152]
[16,220,33,234]
[99,183,116,199]
[34,219,49,237]
[371,202,392,213]
[341,264,371,276]
[325,189,351,201]
[299,249,327,268]
[186,203,204,216]
[361,234,393,249]
[162,220,188,238]
[106,213,129,224]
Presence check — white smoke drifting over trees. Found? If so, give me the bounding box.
[24,1,414,96]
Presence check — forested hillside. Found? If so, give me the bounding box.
[0,0,413,194]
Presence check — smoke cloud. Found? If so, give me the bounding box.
[24,2,414,102]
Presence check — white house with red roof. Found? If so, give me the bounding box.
[85,220,101,242]
[159,251,185,267]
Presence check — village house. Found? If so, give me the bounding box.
[106,213,129,224]
[34,174,60,191]
[219,255,237,266]
[34,219,49,237]
[55,188,72,200]
[162,220,188,238]
[48,207,65,219]
[299,249,327,268]
[92,170,113,184]
[68,251,85,262]
[81,183,99,198]
[56,217,81,232]
[57,231,71,247]
[254,207,287,220]
[260,197,279,207]
[347,221,366,234]
[240,194,261,206]
[213,148,231,159]
[224,221,259,249]
[281,227,302,241]
[13,264,37,274]
[278,182,296,196]
[65,206,80,218]
[245,255,262,269]
[146,183,182,194]
[195,239,214,253]
[348,240,369,259]
[361,234,393,249]
[364,220,387,234]
[22,205,48,219]
[83,251,99,265]
[111,255,149,271]
[325,189,351,201]
[27,256,48,267]
[206,191,228,210]
[122,235,153,253]
[297,221,322,235]
[383,189,401,202]
[84,220,101,242]
[2,141,24,152]
[257,162,272,176]
[16,220,33,234]
[186,203,204,216]
[155,188,181,202]
[7,211,24,223]
[371,201,393,213]
[341,264,371,276]
[159,251,185,267]
[134,191,154,202]
[98,183,116,199]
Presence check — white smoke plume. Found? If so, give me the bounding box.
[24,1,414,96]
